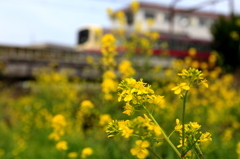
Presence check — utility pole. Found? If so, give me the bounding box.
[229,0,234,15]
[169,0,182,38]
[168,0,231,37]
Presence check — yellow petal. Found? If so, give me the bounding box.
[182,85,190,90]
[174,88,181,94]
[141,140,150,148]
[137,149,149,159]
[171,86,179,91]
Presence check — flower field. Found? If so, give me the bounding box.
[0,38,240,159]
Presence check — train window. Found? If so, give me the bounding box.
[198,17,206,27]
[78,29,89,44]
[163,12,170,23]
[145,11,155,20]
[125,12,134,25]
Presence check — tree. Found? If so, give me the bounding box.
[210,14,240,73]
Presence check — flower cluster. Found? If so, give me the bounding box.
[101,71,118,100]
[106,114,161,139]
[118,60,135,79]
[101,34,118,100]
[175,119,212,153]
[171,68,208,95]
[101,34,117,70]
[49,114,67,141]
[117,78,164,115]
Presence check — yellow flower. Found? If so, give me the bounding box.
[236,142,240,155]
[81,147,93,158]
[86,56,94,64]
[189,122,201,130]
[131,1,139,13]
[106,7,114,19]
[81,100,94,109]
[68,152,78,158]
[130,140,150,159]
[188,47,197,57]
[150,31,159,41]
[118,60,135,79]
[147,18,154,27]
[123,102,135,116]
[175,119,182,132]
[52,114,67,127]
[99,114,112,126]
[118,120,133,138]
[201,79,208,88]
[56,141,68,151]
[171,83,190,94]
[230,31,239,40]
[198,132,212,143]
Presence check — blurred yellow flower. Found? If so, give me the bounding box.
[86,56,94,64]
[81,100,94,109]
[130,140,150,159]
[68,152,78,158]
[106,7,114,19]
[188,47,197,57]
[150,31,159,41]
[118,60,135,79]
[131,1,139,13]
[147,18,154,26]
[56,141,68,151]
[201,79,208,88]
[236,142,240,155]
[81,147,93,158]
[99,114,112,126]
[230,31,239,40]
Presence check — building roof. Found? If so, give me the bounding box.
[117,1,225,19]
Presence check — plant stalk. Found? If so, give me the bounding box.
[181,91,188,157]
[143,106,181,158]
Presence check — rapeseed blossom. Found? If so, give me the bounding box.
[118,60,135,79]
[130,140,150,159]
[236,142,240,158]
[99,114,112,126]
[188,47,197,57]
[171,83,190,94]
[117,78,164,107]
[101,34,117,70]
[68,152,78,158]
[49,114,67,141]
[81,147,93,158]
[118,120,134,138]
[56,141,68,151]
[81,100,94,109]
[175,119,212,149]
[131,1,139,13]
[171,68,208,95]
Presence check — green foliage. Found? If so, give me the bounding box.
[210,14,240,72]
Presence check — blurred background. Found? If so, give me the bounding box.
[0,0,239,46]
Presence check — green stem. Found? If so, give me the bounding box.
[143,106,181,158]
[182,91,188,157]
[149,147,163,159]
[196,145,206,159]
[168,130,176,139]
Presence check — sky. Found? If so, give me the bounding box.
[0,0,239,47]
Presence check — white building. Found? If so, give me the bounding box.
[112,2,223,41]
